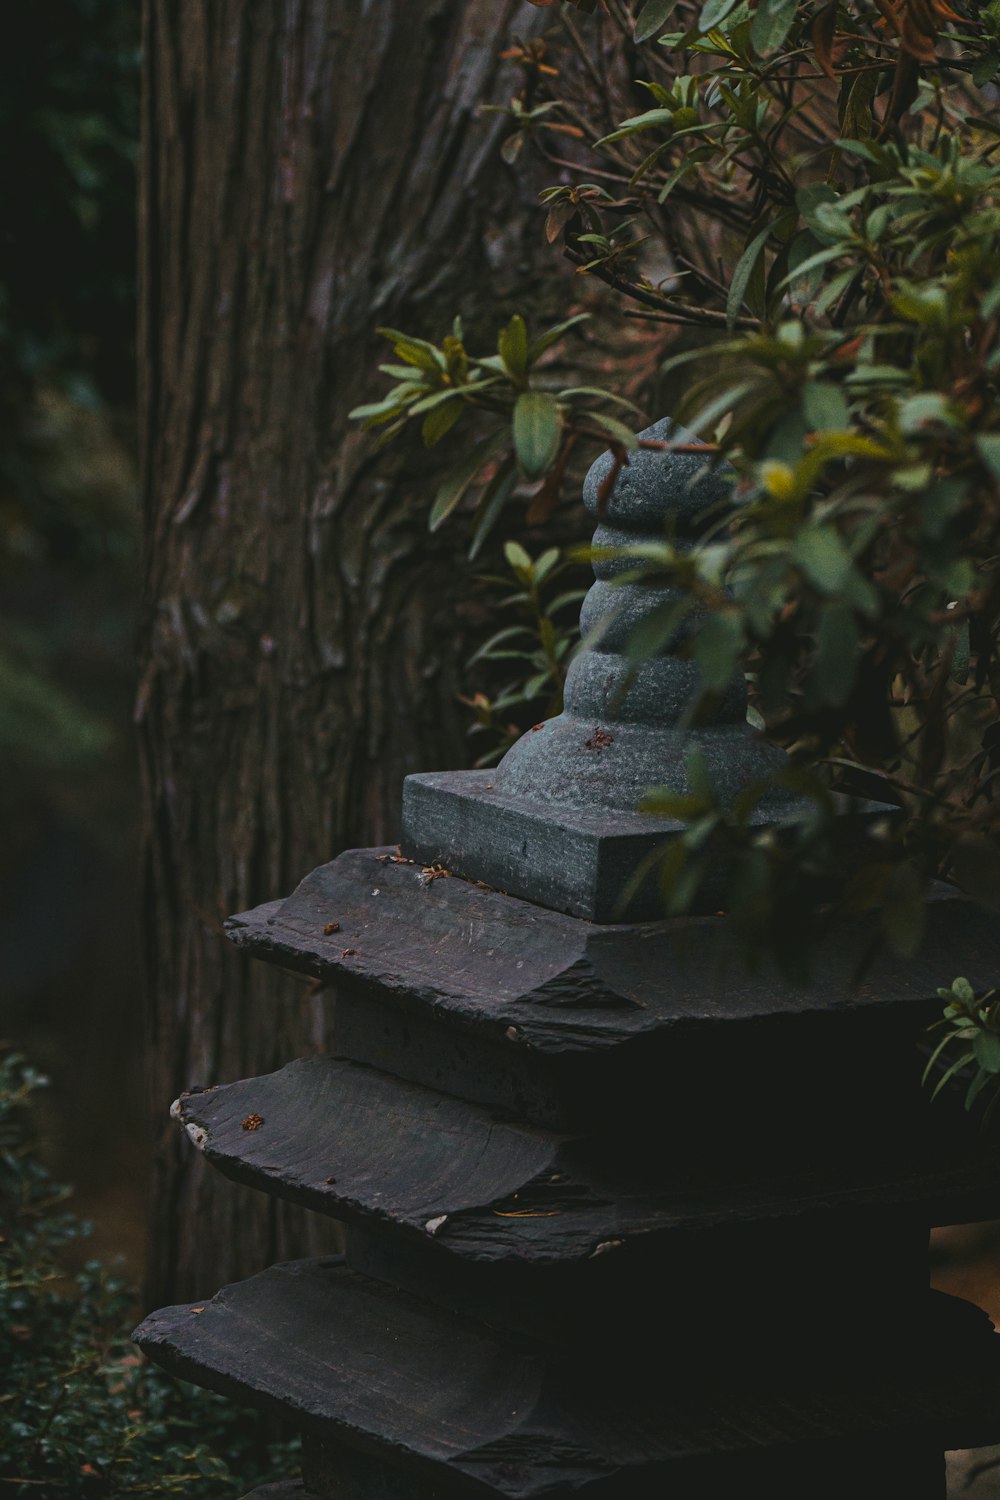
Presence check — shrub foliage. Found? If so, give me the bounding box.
[354,0,1000,1095]
[0,1049,297,1497]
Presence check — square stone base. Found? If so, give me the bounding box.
[401,769,686,922]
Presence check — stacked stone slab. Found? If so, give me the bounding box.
[135,422,1000,1499]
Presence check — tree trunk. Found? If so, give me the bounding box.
[137,0,556,1306]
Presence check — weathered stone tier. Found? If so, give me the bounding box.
[225,847,1000,1145]
[135,1257,1000,1499]
[171,1055,1000,1271]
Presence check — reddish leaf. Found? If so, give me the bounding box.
[811,3,839,80]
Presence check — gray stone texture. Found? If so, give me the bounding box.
[402,417,800,918]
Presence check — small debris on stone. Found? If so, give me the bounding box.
[341,948,358,958]
[241,1113,264,1132]
[323,921,341,935]
[191,1306,205,1314]
[530,722,546,732]
[375,847,413,865]
[371,887,381,896]
[424,1214,448,1236]
[325,1176,337,1185]
[584,727,613,750]
[589,1238,624,1258]
[505,1025,522,1042]
[419,863,451,886]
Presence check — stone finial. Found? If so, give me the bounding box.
[401,417,799,921]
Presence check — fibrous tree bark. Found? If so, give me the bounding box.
[137,0,557,1306]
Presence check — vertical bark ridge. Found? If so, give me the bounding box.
[138,0,568,1304]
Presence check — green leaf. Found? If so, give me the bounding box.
[727,222,772,328]
[965,1068,992,1111]
[635,0,678,41]
[922,1030,958,1086]
[751,0,797,56]
[469,457,517,559]
[976,434,1000,480]
[498,315,529,382]
[898,393,953,436]
[429,431,507,532]
[585,411,641,448]
[528,313,590,363]
[596,109,674,146]
[931,1049,976,1101]
[504,540,534,575]
[642,790,716,820]
[699,0,739,29]
[685,749,716,803]
[377,328,444,373]
[534,546,561,583]
[513,391,561,479]
[973,52,1000,87]
[558,386,642,411]
[348,394,405,424]
[468,626,533,666]
[422,399,462,446]
[802,382,850,433]
[695,610,744,693]
[794,526,853,594]
[813,266,857,318]
[974,1030,1000,1074]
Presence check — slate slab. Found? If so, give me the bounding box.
[172,1055,1000,1273]
[226,851,998,1047]
[134,1257,1000,1499]
[224,849,1000,1138]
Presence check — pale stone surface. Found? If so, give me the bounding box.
[948,1446,1000,1494]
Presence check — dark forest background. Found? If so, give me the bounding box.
[1,0,146,1275]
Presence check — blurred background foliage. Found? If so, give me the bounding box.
[0,0,143,1273]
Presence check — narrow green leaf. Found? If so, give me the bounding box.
[528,313,590,364]
[595,109,674,147]
[695,610,744,694]
[635,0,678,42]
[922,1030,957,1086]
[504,540,533,574]
[727,223,772,329]
[751,0,797,56]
[931,1049,976,1101]
[975,1030,1000,1074]
[584,411,640,447]
[699,0,739,29]
[377,328,445,373]
[422,399,462,447]
[558,386,642,412]
[498,315,529,382]
[468,457,517,560]
[429,431,506,532]
[513,391,561,479]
